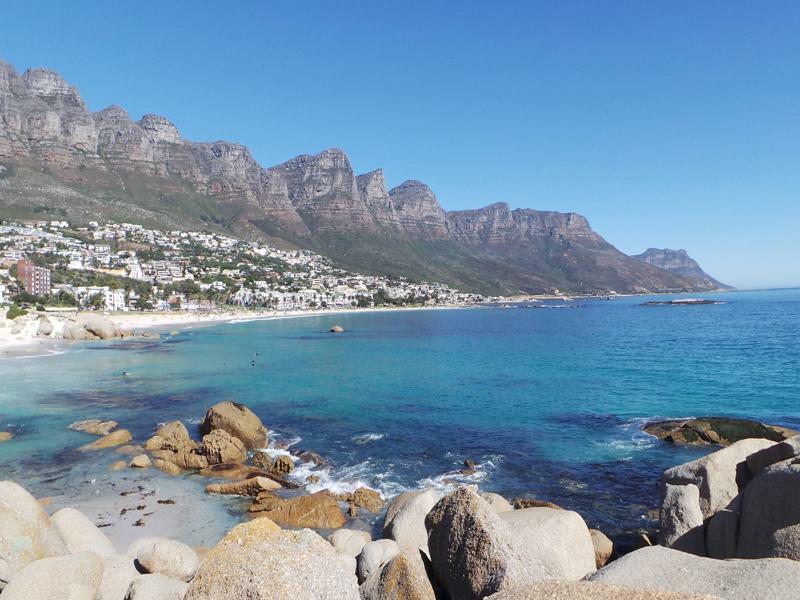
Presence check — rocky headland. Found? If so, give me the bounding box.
[2,399,800,599]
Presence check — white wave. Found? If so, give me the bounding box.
[351,433,385,445]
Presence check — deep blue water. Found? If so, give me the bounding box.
[1,289,799,548]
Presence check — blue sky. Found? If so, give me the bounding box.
[2,1,798,288]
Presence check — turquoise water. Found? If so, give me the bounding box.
[1,289,799,549]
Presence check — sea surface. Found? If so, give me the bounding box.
[1,288,799,549]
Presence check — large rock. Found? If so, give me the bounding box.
[200,401,268,449]
[69,419,118,436]
[1,551,103,600]
[661,438,776,518]
[590,529,614,568]
[425,487,593,600]
[200,429,247,465]
[360,548,437,600]
[79,429,133,451]
[589,545,800,599]
[337,487,384,515]
[481,492,514,513]
[62,320,97,341]
[184,518,359,599]
[486,581,718,599]
[328,528,371,557]
[79,315,123,339]
[659,483,705,554]
[51,507,116,559]
[356,539,400,584]
[135,537,199,582]
[152,421,192,449]
[644,417,795,446]
[745,435,800,476]
[383,489,439,550]
[99,554,140,600]
[0,481,67,586]
[705,495,741,559]
[124,574,188,600]
[737,457,800,559]
[499,506,596,579]
[248,490,347,529]
[205,476,281,496]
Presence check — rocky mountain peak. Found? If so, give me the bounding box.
[388,180,449,238]
[22,67,85,108]
[138,114,181,145]
[632,248,730,289]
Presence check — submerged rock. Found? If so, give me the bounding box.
[644,417,796,447]
[69,419,119,436]
[79,429,133,451]
[0,432,13,442]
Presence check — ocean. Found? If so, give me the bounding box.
[1,288,799,550]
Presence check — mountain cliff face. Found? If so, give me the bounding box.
[632,248,730,290]
[0,59,709,295]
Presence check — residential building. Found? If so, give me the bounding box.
[17,259,51,297]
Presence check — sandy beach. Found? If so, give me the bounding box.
[0,304,472,358]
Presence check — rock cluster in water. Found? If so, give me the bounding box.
[3,401,800,599]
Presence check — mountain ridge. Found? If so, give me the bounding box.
[0,59,721,295]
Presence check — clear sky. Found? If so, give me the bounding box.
[2,1,798,289]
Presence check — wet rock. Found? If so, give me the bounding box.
[298,450,328,466]
[205,476,281,496]
[135,537,199,582]
[511,497,564,510]
[588,545,800,599]
[129,454,151,469]
[248,490,347,529]
[51,507,116,559]
[270,454,294,475]
[69,419,118,436]
[153,459,182,476]
[1,551,103,600]
[200,401,268,450]
[251,451,273,470]
[383,489,439,551]
[338,487,384,514]
[184,518,359,599]
[356,539,401,583]
[79,429,133,451]
[360,548,437,600]
[200,429,247,465]
[330,325,345,333]
[644,417,795,447]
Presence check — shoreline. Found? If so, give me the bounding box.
[0,303,475,358]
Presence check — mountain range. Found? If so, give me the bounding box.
[0,60,726,295]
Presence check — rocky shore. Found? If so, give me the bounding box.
[2,400,800,599]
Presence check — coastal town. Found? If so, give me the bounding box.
[0,219,484,315]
